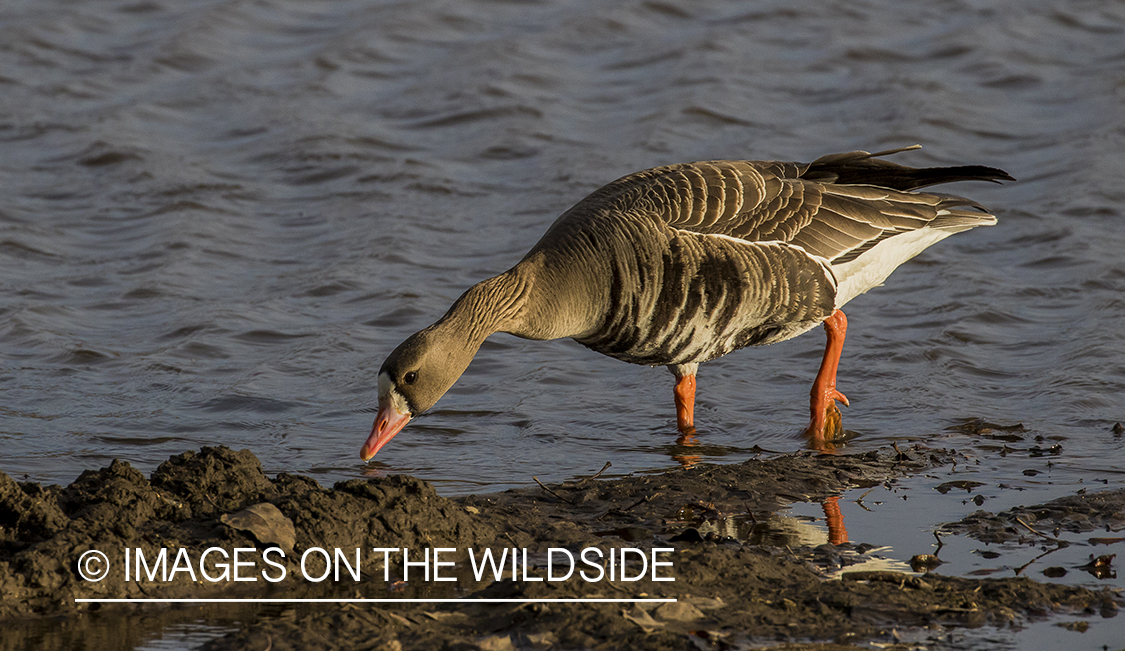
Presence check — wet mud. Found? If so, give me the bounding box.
[1,445,1121,650]
[941,488,1125,545]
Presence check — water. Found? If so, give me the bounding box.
[2,0,1124,646]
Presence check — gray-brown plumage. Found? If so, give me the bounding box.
[361,146,1012,460]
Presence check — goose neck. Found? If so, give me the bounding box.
[440,270,529,344]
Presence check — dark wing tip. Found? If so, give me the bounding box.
[804,146,1015,190]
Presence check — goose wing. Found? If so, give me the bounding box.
[604,147,1011,265]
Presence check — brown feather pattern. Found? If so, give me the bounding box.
[370,148,1012,434]
[517,148,1011,366]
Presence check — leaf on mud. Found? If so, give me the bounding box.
[1080,553,1116,569]
[1078,553,1117,579]
[476,634,514,651]
[220,502,296,553]
[384,611,414,627]
[910,554,944,572]
[524,632,557,647]
[622,605,664,631]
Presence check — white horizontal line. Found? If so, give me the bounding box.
[75,598,676,604]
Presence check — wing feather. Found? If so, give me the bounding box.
[569,150,1006,266]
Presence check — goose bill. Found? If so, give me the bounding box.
[360,398,411,461]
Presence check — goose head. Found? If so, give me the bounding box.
[360,325,479,461]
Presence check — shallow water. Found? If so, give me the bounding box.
[2,0,1124,645]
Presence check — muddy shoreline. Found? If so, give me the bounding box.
[1,445,1120,650]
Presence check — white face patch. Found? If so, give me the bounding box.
[377,371,411,416]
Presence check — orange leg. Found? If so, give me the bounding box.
[805,309,850,445]
[673,373,696,434]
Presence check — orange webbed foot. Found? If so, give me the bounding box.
[805,399,845,448]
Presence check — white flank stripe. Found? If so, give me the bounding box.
[832,228,951,308]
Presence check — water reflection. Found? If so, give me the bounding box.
[670,430,701,468]
[670,494,850,549]
[665,420,852,543]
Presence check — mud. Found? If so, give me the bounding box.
[1,445,1121,651]
[941,488,1125,545]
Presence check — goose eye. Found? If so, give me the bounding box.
[403,371,418,385]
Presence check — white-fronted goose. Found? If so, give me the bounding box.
[361,146,1012,460]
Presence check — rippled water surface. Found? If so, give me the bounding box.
[2,0,1124,641]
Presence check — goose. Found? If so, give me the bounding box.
[360,146,1012,460]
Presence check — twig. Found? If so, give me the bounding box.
[1008,516,1068,575]
[580,461,612,484]
[622,492,661,512]
[933,530,945,552]
[1014,543,1066,575]
[853,487,877,512]
[1015,516,1061,543]
[533,476,575,505]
